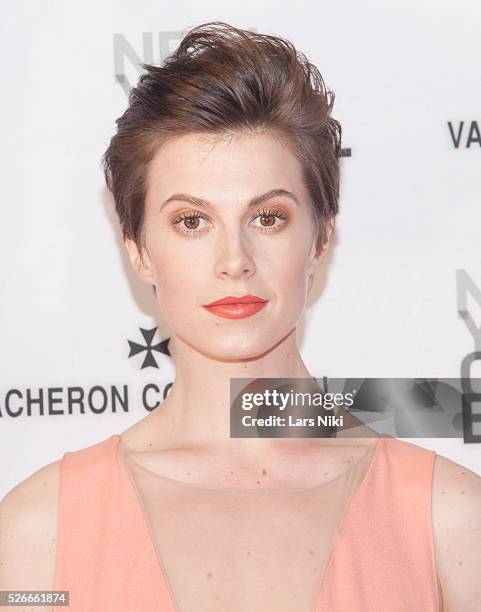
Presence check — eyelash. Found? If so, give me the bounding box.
[171,207,289,237]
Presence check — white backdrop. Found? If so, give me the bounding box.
[1,0,480,498]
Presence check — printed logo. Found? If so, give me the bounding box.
[448,121,481,148]
[128,327,171,369]
[457,270,481,442]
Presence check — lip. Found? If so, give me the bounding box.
[203,295,269,319]
[203,302,268,319]
[203,294,267,307]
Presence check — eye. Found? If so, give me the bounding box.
[250,207,288,233]
[171,206,289,238]
[171,210,210,236]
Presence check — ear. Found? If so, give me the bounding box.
[124,237,155,286]
[306,217,335,277]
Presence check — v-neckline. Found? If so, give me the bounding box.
[115,434,385,612]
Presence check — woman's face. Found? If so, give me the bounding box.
[125,131,332,360]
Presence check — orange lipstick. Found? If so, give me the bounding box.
[203,294,268,319]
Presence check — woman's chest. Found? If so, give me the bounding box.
[131,474,352,612]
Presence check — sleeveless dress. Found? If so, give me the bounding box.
[53,434,441,611]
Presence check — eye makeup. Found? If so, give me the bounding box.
[170,206,289,237]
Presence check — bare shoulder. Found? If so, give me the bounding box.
[432,452,481,612]
[0,459,60,609]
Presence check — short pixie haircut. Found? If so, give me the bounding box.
[102,21,342,259]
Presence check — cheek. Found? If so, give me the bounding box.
[275,248,308,291]
[150,248,201,315]
[265,248,308,321]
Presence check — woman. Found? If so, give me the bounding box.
[1,21,480,612]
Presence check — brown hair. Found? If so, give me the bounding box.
[101,21,342,261]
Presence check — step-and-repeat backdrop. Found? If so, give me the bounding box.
[1,0,480,497]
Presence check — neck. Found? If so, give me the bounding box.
[156,327,317,459]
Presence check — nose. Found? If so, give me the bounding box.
[213,231,256,279]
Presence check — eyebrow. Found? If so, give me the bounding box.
[160,188,299,211]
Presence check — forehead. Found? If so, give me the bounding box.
[146,131,307,204]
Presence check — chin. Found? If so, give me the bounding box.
[204,339,268,361]
[196,327,293,362]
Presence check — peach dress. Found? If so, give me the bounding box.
[53,434,441,611]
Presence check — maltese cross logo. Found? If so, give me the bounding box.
[128,327,171,369]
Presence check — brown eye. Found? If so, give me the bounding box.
[260,214,275,227]
[251,207,288,232]
[171,210,209,236]
[184,217,200,230]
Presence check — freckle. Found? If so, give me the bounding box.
[48,549,51,554]
[247,551,252,556]
[441,491,445,495]
[461,471,465,475]
[148,443,152,448]
[270,586,274,592]
[206,572,213,579]
[308,549,315,555]
[262,469,267,476]
[445,529,450,533]
[256,480,261,484]
[43,481,47,485]
[215,595,220,600]
[458,560,463,566]
[186,472,191,476]
[230,471,234,475]
[324,472,329,476]
[313,566,318,572]
[52,538,56,542]
[461,491,465,495]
